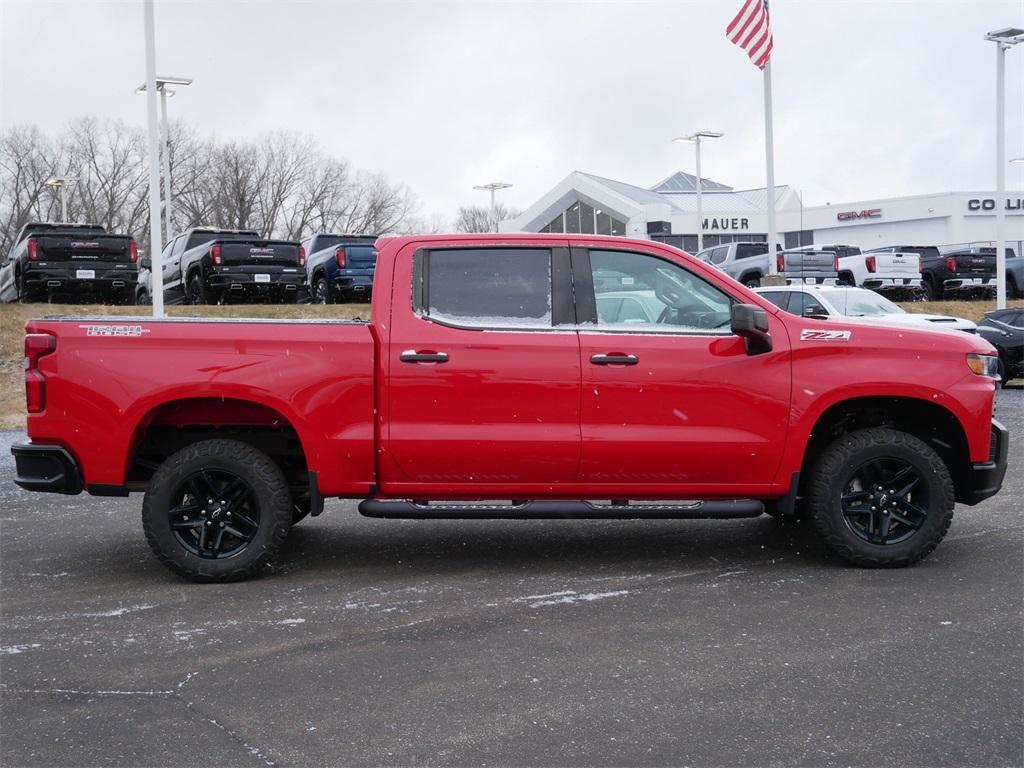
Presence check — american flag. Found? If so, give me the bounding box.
[726,0,774,70]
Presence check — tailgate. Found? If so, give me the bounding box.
[218,240,301,267]
[34,235,134,263]
[783,250,837,277]
[951,254,996,276]
[874,252,920,276]
[342,243,377,268]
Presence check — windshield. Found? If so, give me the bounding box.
[831,290,904,316]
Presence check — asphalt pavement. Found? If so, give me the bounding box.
[2,389,1021,768]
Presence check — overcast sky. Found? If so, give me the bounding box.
[2,0,1022,222]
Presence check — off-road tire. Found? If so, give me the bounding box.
[806,428,954,568]
[142,439,292,582]
[922,278,939,301]
[313,275,331,304]
[743,275,761,289]
[187,273,212,305]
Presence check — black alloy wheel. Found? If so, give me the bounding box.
[169,469,261,559]
[839,458,929,545]
[805,427,954,568]
[142,439,293,582]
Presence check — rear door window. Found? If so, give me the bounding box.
[421,248,552,327]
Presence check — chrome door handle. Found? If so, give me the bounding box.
[591,354,638,366]
[400,350,449,364]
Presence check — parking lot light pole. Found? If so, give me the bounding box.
[142,0,164,318]
[985,27,1024,309]
[674,132,723,252]
[473,182,513,232]
[44,177,77,222]
[136,76,192,241]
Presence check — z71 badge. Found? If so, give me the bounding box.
[801,329,852,341]
[78,324,151,337]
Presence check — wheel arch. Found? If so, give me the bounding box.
[124,396,312,494]
[796,395,973,504]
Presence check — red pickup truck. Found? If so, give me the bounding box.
[13,234,1008,582]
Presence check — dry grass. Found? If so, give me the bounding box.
[1,298,1021,431]
[899,299,1024,324]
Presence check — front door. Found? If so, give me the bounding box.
[573,244,792,494]
[383,242,581,493]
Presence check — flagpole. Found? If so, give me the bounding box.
[763,60,778,274]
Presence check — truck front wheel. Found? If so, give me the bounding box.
[141,439,293,582]
[805,428,954,568]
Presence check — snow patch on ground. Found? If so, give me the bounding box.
[520,590,630,608]
[1,643,42,654]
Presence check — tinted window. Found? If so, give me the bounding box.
[589,250,733,331]
[736,244,766,260]
[995,311,1022,328]
[710,246,728,265]
[425,248,551,327]
[788,291,829,317]
[758,291,790,310]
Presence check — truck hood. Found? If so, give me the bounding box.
[847,312,978,333]
[798,314,995,355]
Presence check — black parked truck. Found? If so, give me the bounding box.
[160,227,308,304]
[0,222,138,304]
[866,244,1009,300]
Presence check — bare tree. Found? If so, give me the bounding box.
[455,202,520,233]
[63,118,150,241]
[1,120,425,254]
[0,125,63,256]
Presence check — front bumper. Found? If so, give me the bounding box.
[962,420,1009,505]
[11,443,82,495]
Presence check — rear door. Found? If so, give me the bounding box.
[383,242,582,490]
[572,243,791,492]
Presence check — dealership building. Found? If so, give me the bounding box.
[501,170,1024,253]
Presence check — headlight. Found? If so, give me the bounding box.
[966,353,1000,378]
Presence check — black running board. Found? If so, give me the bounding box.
[358,499,764,520]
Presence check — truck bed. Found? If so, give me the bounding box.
[25,316,376,496]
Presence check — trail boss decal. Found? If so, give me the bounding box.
[801,329,852,341]
[78,324,151,337]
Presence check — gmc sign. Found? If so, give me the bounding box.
[837,209,882,222]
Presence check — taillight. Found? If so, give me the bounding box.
[776,253,785,273]
[833,255,840,272]
[918,256,924,273]
[24,333,56,414]
[298,246,306,268]
[865,255,876,273]
[129,241,139,263]
[945,256,957,273]
[336,246,347,268]
[27,238,39,261]
[211,244,222,266]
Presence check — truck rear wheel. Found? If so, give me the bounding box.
[805,428,954,568]
[141,439,293,582]
[187,273,213,305]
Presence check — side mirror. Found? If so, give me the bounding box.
[731,303,772,355]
